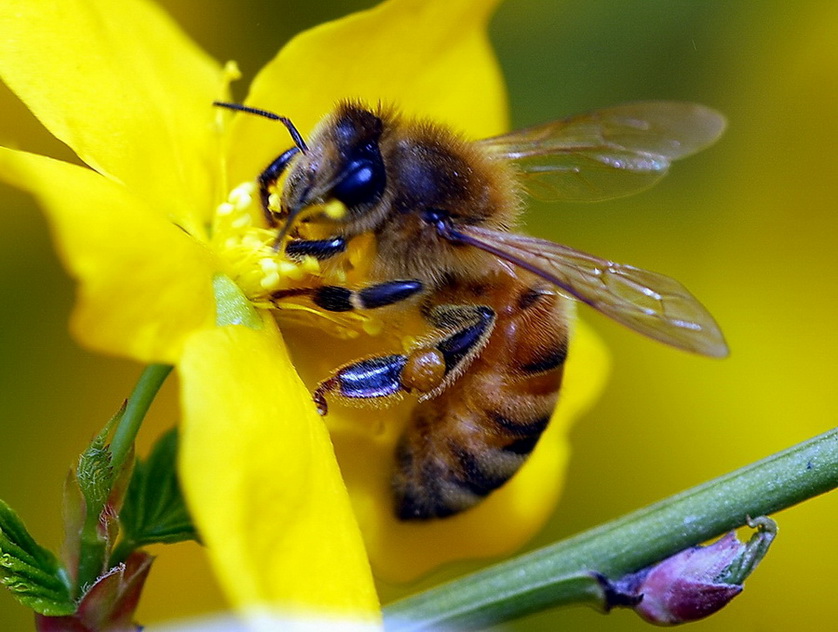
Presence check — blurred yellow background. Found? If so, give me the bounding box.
[1,1,836,630]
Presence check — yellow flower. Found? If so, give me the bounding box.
[0,0,608,625]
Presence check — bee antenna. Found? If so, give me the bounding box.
[213,101,308,153]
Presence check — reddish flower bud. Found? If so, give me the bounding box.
[632,532,745,625]
[35,552,153,632]
[606,517,777,626]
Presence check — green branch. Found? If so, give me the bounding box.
[383,427,838,631]
[109,364,173,471]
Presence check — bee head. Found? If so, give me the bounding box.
[278,103,387,242]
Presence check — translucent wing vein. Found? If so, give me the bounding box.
[478,102,726,202]
[454,226,728,357]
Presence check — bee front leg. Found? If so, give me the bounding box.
[284,236,348,261]
[313,303,495,415]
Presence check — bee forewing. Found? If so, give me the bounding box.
[454,226,729,357]
[478,102,726,202]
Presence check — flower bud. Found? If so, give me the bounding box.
[607,517,777,626]
[631,532,745,625]
[35,551,153,632]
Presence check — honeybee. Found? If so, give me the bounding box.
[216,100,728,520]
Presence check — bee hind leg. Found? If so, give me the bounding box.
[313,303,495,415]
[312,354,409,415]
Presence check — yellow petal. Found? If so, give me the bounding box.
[333,319,609,581]
[225,0,507,186]
[0,0,226,232]
[0,146,216,364]
[178,320,380,622]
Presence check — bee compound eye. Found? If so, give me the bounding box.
[331,152,386,209]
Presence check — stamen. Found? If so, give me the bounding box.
[241,234,264,251]
[272,303,385,341]
[260,271,281,290]
[301,256,321,274]
[210,181,379,340]
[229,182,256,209]
[278,260,306,281]
[231,213,251,229]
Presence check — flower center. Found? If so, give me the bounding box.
[211,182,319,295]
[210,182,384,340]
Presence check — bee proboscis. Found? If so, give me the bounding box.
[215,99,728,520]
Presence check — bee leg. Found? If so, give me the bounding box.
[284,236,348,261]
[313,354,408,415]
[414,304,496,399]
[312,304,495,415]
[257,146,300,225]
[272,279,424,312]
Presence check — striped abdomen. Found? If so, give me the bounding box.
[393,274,570,520]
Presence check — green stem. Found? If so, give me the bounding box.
[75,515,107,598]
[383,427,838,631]
[109,364,172,471]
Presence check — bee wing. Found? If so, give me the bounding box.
[478,102,726,202]
[451,225,728,357]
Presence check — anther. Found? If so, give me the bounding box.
[278,260,305,280]
[301,256,320,274]
[260,272,281,289]
[231,213,251,229]
[228,182,256,207]
[241,234,264,250]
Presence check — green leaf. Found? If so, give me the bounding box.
[0,500,74,616]
[114,428,198,561]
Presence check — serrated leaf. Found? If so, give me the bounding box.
[0,500,75,616]
[117,428,197,556]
